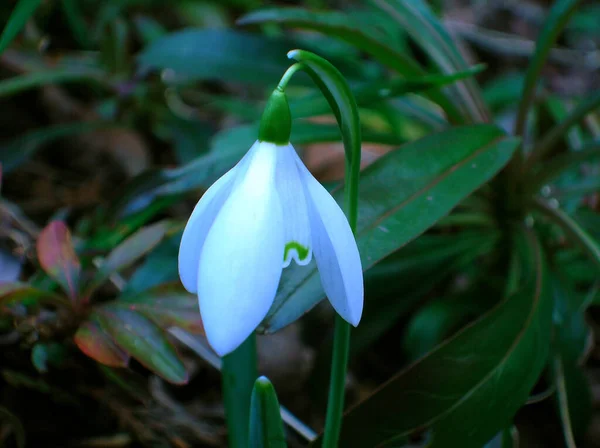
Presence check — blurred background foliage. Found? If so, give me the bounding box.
[0,0,600,446]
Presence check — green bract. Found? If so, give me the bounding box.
[258,88,292,145]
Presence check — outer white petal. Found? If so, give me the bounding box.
[178,142,259,293]
[198,142,284,356]
[275,144,312,268]
[294,153,364,326]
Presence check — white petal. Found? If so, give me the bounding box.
[275,144,312,268]
[198,142,284,356]
[295,154,364,326]
[177,142,260,293]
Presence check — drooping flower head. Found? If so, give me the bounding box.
[178,88,363,356]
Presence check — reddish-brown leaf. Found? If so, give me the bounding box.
[37,221,81,300]
[74,317,130,368]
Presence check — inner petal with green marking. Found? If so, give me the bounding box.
[284,241,311,267]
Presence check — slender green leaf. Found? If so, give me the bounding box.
[261,126,519,333]
[526,91,600,169]
[0,69,103,98]
[288,49,361,229]
[97,307,187,384]
[514,0,582,137]
[369,0,488,123]
[0,122,111,173]
[0,0,42,55]
[239,7,463,122]
[291,65,486,119]
[532,199,600,271]
[239,8,423,76]
[36,221,81,301]
[321,229,552,448]
[529,139,600,191]
[222,335,258,448]
[552,273,593,442]
[249,376,287,448]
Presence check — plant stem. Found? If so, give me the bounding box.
[222,333,258,448]
[277,63,304,91]
[322,315,351,448]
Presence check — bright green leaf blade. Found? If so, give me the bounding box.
[222,335,258,447]
[317,229,552,447]
[369,0,488,123]
[74,317,130,368]
[97,307,188,384]
[249,376,287,448]
[261,125,519,333]
[90,221,172,290]
[36,221,81,300]
[514,0,582,136]
[0,0,42,55]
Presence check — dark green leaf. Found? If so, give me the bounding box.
[90,221,172,290]
[0,0,42,55]
[250,376,287,448]
[261,125,519,333]
[118,289,204,334]
[323,229,552,448]
[97,307,187,384]
[138,29,302,85]
[353,231,498,355]
[36,221,81,300]
[123,232,181,294]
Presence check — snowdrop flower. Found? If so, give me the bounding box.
[178,89,363,356]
